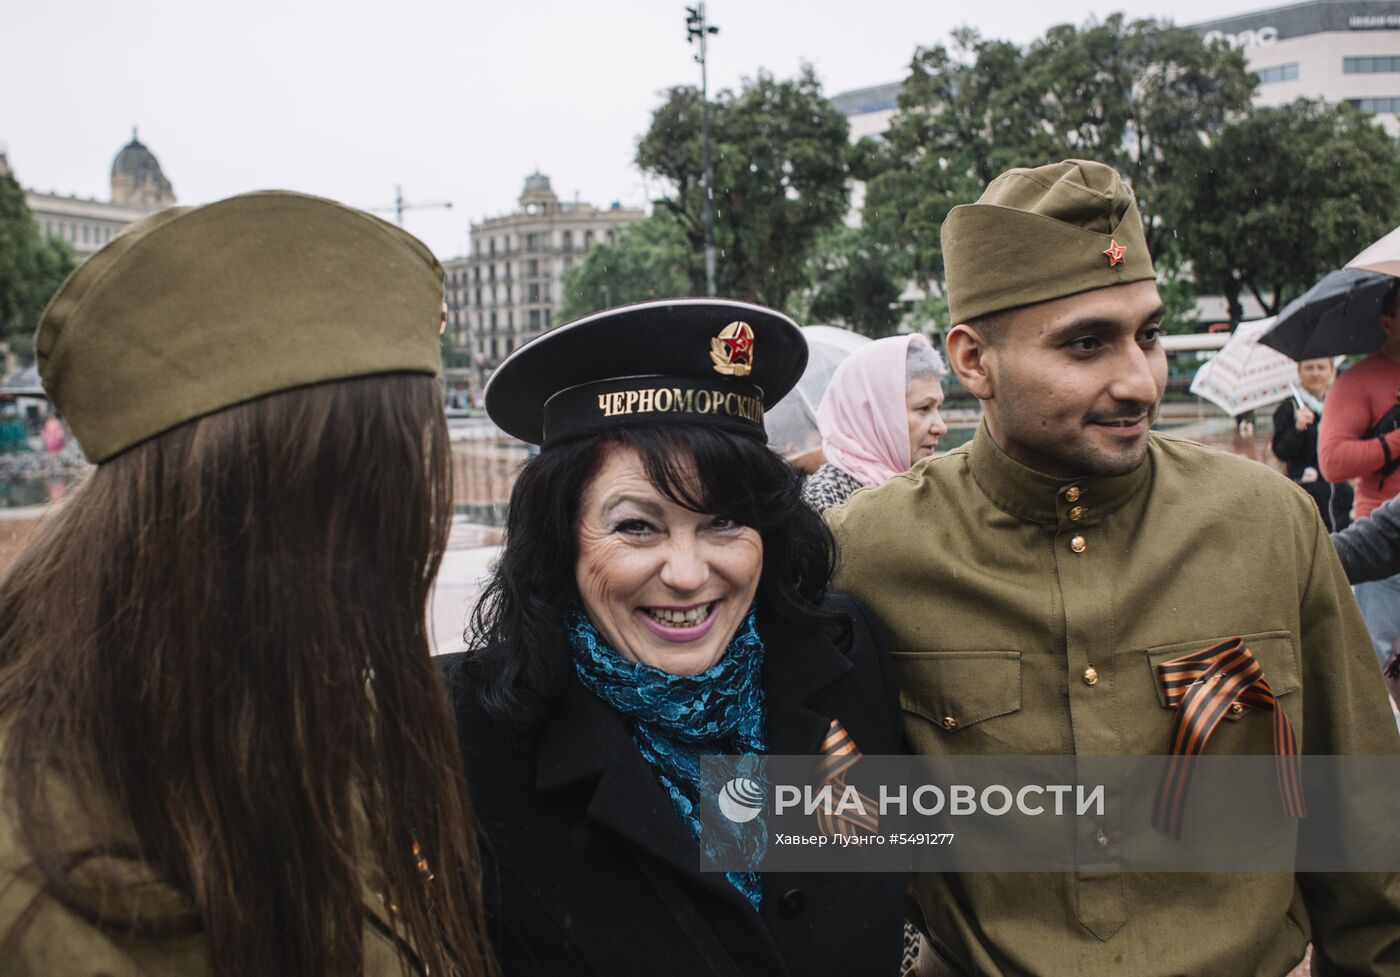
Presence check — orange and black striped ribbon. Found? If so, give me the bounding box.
[1152,637,1305,839]
[813,719,880,838]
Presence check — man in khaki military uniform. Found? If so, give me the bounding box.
[827,160,1400,977]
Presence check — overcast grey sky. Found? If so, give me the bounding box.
[6,0,1263,258]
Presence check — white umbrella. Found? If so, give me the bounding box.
[766,325,872,461]
[1348,225,1400,277]
[1189,317,1298,417]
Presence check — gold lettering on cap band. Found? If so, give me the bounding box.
[594,385,762,421]
[550,376,765,442]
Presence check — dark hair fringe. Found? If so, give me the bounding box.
[466,424,839,732]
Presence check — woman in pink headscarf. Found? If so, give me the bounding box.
[41,414,64,453]
[802,333,948,512]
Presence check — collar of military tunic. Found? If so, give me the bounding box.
[966,420,1153,526]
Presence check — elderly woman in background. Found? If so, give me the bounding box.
[802,334,949,512]
[442,300,906,977]
[1272,356,1353,531]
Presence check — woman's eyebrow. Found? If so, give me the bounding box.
[601,494,666,518]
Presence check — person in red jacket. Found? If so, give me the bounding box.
[1319,280,1400,665]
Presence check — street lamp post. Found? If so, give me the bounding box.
[372,185,452,227]
[686,4,719,297]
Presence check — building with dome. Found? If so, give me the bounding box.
[23,131,177,260]
[442,173,644,384]
[109,133,176,211]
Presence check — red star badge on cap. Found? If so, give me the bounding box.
[1103,239,1127,267]
[724,335,752,358]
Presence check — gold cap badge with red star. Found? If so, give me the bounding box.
[940,160,1155,323]
[711,320,755,377]
[483,299,804,445]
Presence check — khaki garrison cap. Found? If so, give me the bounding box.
[37,190,445,463]
[941,159,1156,324]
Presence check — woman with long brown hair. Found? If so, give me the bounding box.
[0,192,495,977]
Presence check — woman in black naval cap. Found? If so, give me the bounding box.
[440,299,907,976]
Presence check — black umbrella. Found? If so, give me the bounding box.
[1259,268,1395,360]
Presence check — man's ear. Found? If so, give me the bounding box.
[945,324,994,402]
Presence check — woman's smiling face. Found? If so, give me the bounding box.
[574,444,763,676]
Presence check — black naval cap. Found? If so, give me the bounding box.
[486,298,808,446]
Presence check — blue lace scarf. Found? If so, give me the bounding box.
[569,607,767,910]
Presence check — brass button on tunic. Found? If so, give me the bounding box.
[828,422,1400,976]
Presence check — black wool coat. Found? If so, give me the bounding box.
[439,595,907,977]
[1271,398,1354,531]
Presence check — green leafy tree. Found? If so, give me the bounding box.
[860,30,1035,299]
[1176,99,1400,323]
[862,17,1256,312]
[0,168,75,356]
[636,67,852,309]
[558,217,692,322]
[1016,15,1256,256]
[794,225,904,338]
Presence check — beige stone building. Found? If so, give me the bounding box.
[443,173,644,381]
[23,131,177,260]
[831,1,1400,142]
[1195,0,1400,135]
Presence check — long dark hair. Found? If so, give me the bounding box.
[0,375,495,977]
[468,424,836,730]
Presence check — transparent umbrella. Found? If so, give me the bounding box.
[766,325,871,463]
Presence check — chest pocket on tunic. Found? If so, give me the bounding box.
[1143,630,1302,748]
[893,651,1022,751]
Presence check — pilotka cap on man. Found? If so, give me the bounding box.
[941,159,1156,325]
[37,190,446,463]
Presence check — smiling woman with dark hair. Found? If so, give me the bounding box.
[441,299,906,977]
[469,424,835,729]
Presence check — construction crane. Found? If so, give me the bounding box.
[372,185,452,226]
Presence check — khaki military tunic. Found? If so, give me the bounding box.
[0,759,421,977]
[828,424,1400,977]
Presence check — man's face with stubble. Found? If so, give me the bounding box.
[948,279,1168,479]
